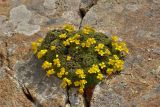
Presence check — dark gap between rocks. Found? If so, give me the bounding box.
[4,42,12,69]
[78,0,99,29]
[78,1,99,106]
[0,54,4,67]
[66,86,71,105]
[20,81,43,107]
[4,67,42,107]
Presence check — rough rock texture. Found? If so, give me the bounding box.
[69,88,86,107]
[82,0,160,107]
[0,72,34,107]
[15,22,40,36]
[14,56,67,107]
[10,5,32,25]
[0,0,160,107]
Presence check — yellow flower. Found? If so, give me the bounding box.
[42,61,52,69]
[74,81,80,86]
[97,73,104,80]
[112,42,129,53]
[81,43,86,47]
[88,64,100,73]
[113,55,119,60]
[108,59,115,65]
[79,87,84,94]
[53,58,61,67]
[106,68,114,75]
[68,37,74,43]
[99,62,106,69]
[37,38,43,43]
[63,40,70,46]
[82,28,90,34]
[59,33,67,39]
[65,72,68,75]
[61,77,72,88]
[82,25,95,34]
[50,45,56,50]
[56,54,59,58]
[95,43,105,52]
[111,36,118,42]
[124,48,129,53]
[119,42,129,53]
[57,67,66,78]
[64,78,72,85]
[74,39,80,45]
[98,50,105,56]
[66,56,71,61]
[57,73,62,78]
[75,69,86,79]
[63,24,74,32]
[31,42,40,54]
[60,81,67,88]
[74,34,81,38]
[114,60,124,71]
[46,69,55,77]
[85,38,96,47]
[119,42,126,47]
[79,80,87,86]
[37,49,48,59]
[105,49,111,55]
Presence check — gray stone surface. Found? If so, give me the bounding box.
[10,5,32,26]
[43,0,56,9]
[0,0,160,107]
[15,22,40,36]
[91,84,130,107]
[82,0,160,107]
[69,88,86,107]
[14,56,67,106]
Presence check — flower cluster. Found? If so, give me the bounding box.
[81,38,96,48]
[31,24,129,94]
[63,34,81,46]
[111,36,129,54]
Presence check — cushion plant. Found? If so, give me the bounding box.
[31,24,129,94]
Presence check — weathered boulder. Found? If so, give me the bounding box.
[14,56,67,107]
[82,0,160,106]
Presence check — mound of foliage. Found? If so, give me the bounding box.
[31,24,129,94]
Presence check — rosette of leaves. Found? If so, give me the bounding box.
[31,24,129,94]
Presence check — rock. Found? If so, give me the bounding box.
[125,3,141,12]
[90,84,130,107]
[11,0,22,7]
[0,15,7,25]
[153,0,160,4]
[62,11,81,26]
[14,56,67,107]
[0,70,33,107]
[153,48,160,55]
[80,0,98,13]
[82,1,160,104]
[30,13,49,25]
[43,0,56,9]
[7,44,17,56]
[15,22,40,36]
[10,5,32,26]
[69,88,86,107]
[0,67,6,79]
[130,84,160,107]
[0,20,15,37]
[65,103,71,107]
